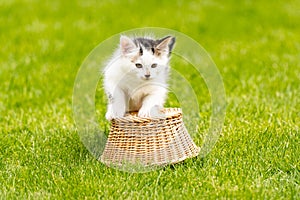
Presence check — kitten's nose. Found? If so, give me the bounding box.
[145,74,150,78]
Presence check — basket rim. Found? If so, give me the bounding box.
[111,107,182,123]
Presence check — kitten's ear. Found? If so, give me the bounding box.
[156,36,176,55]
[120,35,136,55]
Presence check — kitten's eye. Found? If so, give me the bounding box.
[135,63,143,68]
[151,64,158,68]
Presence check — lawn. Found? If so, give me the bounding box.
[1,0,299,199]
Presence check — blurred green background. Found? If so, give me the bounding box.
[1,0,299,199]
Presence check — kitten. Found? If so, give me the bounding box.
[103,35,175,120]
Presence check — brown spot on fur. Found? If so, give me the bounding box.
[155,48,169,57]
[131,52,141,62]
[155,50,161,57]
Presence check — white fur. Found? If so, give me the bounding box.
[103,35,174,120]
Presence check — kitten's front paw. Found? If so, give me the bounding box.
[105,109,125,120]
[138,107,151,118]
[138,105,164,118]
[105,110,114,121]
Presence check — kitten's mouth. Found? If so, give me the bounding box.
[142,76,151,80]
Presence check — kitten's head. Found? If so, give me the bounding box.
[120,35,175,80]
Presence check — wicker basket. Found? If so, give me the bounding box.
[100,108,200,169]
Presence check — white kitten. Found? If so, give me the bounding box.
[103,35,175,120]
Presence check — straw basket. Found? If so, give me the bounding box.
[100,108,200,169]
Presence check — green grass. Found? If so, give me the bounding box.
[1,0,300,199]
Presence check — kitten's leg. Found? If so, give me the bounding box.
[138,91,166,118]
[105,87,126,120]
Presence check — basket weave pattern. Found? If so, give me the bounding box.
[100,108,200,167]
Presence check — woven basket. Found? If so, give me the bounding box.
[100,108,200,169]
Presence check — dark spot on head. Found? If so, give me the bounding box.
[139,47,143,55]
[132,36,175,57]
[151,47,155,54]
[134,37,156,52]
